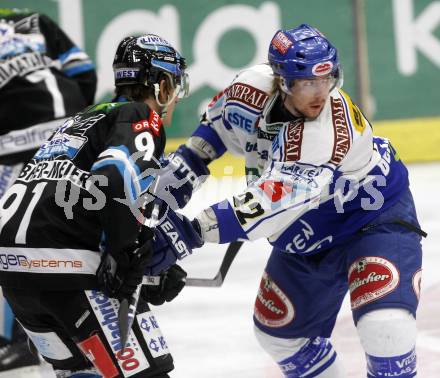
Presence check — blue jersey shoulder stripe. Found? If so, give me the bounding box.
[58,46,81,64]
[64,63,95,77]
[91,145,155,202]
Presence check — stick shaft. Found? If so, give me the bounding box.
[186,241,243,287]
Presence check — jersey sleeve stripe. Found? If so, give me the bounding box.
[58,47,83,64]
[224,101,262,116]
[92,146,155,202]
[210,114,222,123]
[63,63,95,77]
[210,200,248,243]
[245,194,319,236]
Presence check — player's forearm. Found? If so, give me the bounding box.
[186,120,227,164]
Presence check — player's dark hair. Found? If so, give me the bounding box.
[271,75,281,95]
[114,84,153,102]
[114,73,172,102]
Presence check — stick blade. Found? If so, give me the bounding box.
[186,241,243,288]
[118,298,130,349]
[186,274,222,287]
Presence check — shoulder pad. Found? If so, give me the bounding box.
[205,64,273,119]
[228,64,274,105]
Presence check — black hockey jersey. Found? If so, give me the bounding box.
[0,9,96,165]
[0,100,166,290]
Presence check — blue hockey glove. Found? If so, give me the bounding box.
[154,145,210,209]
[146,208,204,275]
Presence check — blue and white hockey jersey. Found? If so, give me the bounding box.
[193,64,408,254]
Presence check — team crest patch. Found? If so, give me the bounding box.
[412,269,422,301]
[349,257,400,310]
[272,31,293,54]
[254,272,295,328]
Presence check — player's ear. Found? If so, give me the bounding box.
[158,77,171,103]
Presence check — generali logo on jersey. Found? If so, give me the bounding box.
[254,271,295,328]
[283,119,304,161]
[224,83,268,110]
[348,256,400,309]
[330,97,351,164]
[131,110,162,136]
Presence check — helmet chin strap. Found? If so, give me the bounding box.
[279,90,303,118]
[279,77,292,95]
[153,82,179,118]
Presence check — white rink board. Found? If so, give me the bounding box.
[7,163,440,378]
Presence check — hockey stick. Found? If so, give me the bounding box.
[185,241,244,287]
[119,240,244,345]
[118,203,160,350]
[133,241,244,288]
[117,246,147,350]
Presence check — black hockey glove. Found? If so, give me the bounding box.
[141,264,187,306]
[97,243,151,301]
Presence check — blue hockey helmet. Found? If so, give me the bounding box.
[113,34,188,100]
[268,24,340,90]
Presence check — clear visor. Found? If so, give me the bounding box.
[175,72,190,99]
[281,74,338,96]
[155,72,189,109]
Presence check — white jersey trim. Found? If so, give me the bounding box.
[0,118,66,156]
[0,246,100,274]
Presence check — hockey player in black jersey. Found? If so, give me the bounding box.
[0,8,97,374]
[0,33,189,377]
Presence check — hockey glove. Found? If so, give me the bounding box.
[141,264,187,305]
[146,208,204,275]
[153,145,210,209]
[97,243,151,301]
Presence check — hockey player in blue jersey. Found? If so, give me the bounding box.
[146,24,425,377]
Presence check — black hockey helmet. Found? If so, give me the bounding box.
[112,34,189,100]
